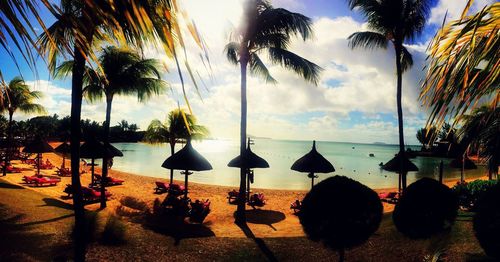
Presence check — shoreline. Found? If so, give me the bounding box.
[1,142,489,238]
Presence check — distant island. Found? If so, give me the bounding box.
[373,142,387,145]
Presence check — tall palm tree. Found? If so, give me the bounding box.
[144,109,209,185]
[459,106,499,180]
[347,0,431,191]
[421,1,499,127]
[225,0,322,222]
[0,77,45,176]
[37,1,202,260]
[56,46,168,208]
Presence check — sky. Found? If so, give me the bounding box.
[0,0,496,145]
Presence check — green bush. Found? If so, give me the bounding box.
[393,178,458,239]
[120,196,149,212]
[299,176,383,260]
[452,180,498,210]
[100,215,127,245]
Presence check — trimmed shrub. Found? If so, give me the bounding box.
[473,183,500,259]
[299,176,383,261]
[120,196,149,212]
[393,178,458,239]
[100,215,127,245]
[452,180,498,210]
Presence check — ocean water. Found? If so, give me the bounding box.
[107,139,487,190]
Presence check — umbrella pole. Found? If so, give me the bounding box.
[91,158,95,186]
[184,170,189,199]
[247,169,250,201]
[62,155,66,169]
[311,173,315,189]
[37,153,41,175]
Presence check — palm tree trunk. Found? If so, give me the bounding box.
[395,43,407,191]
[3,112,13,176]
[236,51,249,224]
[100,96,113,209]
[338,249,345,262]
[169,141,175,186]
[70,45,87,262]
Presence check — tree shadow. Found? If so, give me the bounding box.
[244,209,286,231]
[142,215,215,246]
[0,181,25,189]
[0,205,73,261]
[235,219,278,262]
[40,198,75,210]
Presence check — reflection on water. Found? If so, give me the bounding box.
[108,139,487,190]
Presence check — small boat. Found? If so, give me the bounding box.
[369,153,375,157]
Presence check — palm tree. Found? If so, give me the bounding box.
[459,106,499,180]
[144,109,209,185]
[347,0,431,191]
[56,46,168,208]
[225,0,322,222]
[421,1,499,126]
[416,126,437,151]
[0,77,45,176]
[37,1,202,260]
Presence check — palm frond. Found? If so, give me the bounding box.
[249,53,276,84]
[267,47,322,85]
[224,42,239,65]
[256,7,313,41]
[401,46,413,72]
[348,31,388,50]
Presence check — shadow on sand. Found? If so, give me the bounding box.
[144,219,215,246]
[0,181,25,189]
[234,210,282,262]
[0,204,73,260]
[244,209,286,231]
[40,198,75,210]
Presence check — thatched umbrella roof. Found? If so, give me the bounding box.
[227,144,269,169]
[291,141,335,173]
[161,139,212,171]
[22,137,54,153]
[80,139,123,159]
[382,154,419,172]
[55,142,71,156]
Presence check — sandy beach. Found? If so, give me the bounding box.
[1,142,489,239]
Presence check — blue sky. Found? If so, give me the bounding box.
[0,0,495,145]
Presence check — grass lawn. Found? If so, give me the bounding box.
[0,177,491,261]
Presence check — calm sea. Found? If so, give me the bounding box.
[106,139,487,190]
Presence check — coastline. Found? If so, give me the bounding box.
[1,142,489,238]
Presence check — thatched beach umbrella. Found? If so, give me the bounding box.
[22,136,54,175]
[382,153,419,192]
[55,142,71,169]
[80,139,123,186]
[228,139,269,200]
[291,140,335,189]
[162,139,212,199]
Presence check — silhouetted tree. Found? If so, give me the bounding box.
[473,183,500,259]
[299,176,383,262]
[393,178,458,239]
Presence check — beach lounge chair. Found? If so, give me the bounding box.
[23,175,40,184]
[82,186,111,202]
[169,183,186,196]
[94,174,124,186]
[33,177,60,187]
[154,181,170,194]
[56,167,71,177]
[248,193,266,209]
[227,189,239,203]
[290,200,302,213]
[379,192,399,204]
[2,165,22,173]
[189,199,211,223]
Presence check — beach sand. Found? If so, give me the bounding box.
[2,142,489,239]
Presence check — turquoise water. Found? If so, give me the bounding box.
[107,139,487,190]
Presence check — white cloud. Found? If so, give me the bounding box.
[428,0,496,25]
